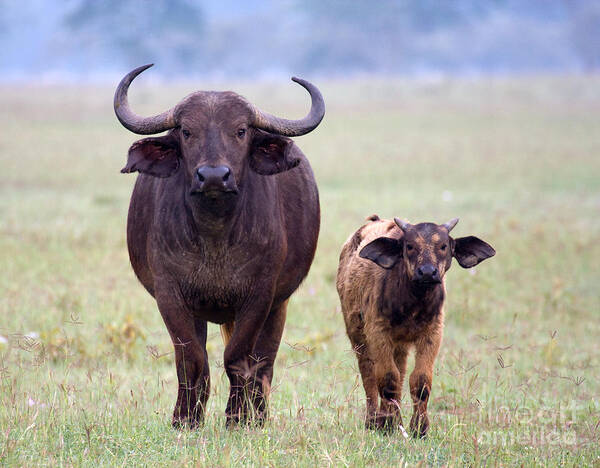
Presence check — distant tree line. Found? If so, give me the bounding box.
[0,0,598,78]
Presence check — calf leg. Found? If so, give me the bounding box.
[344,320,378,428]
[355,344,378,428]
[157,293,209,428]
[366,332,404,430]
[409,328,442,438]
[374,346,408,431]
[248,300,288,422]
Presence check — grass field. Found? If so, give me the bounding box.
[1,75,599,466]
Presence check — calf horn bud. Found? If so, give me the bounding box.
[251,77,325,137]
[443,218,459,232]
[114,64,177,135]
[394,218,412,232]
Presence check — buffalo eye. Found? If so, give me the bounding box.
[406,244,414,252]
[440,244,447,251]
[182,129,191,139]
[237,128,246,138]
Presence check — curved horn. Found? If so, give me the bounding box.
[443,218,459,232]
[114,64,177,135]
[251,77,325,136]
[394,218,412,233]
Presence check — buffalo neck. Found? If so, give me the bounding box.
[181,167,280,247]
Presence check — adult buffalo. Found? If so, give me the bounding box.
[113,64,324,427]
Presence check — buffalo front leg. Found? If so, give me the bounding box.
[249,299,288,422]
[157,293,209,429]
[409,327,442,438]
[223,295,273,426]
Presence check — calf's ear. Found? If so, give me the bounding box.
[359,237,403,269]
[122,134,180,178]
[453,236,496,268]
[249,132,300,175]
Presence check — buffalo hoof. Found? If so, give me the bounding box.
[172,409,203,430]
[172,418,201,430]
[225,411,266,429]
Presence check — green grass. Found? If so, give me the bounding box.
[1,75,599,466]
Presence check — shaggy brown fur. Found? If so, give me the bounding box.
[336,216,495,436]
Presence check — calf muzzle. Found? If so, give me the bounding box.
[414,264,441,284]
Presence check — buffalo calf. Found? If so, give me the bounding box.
[336,215,495,436]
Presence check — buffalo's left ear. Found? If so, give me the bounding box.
[249,132,301,175]
[122,134,180,178]
[359,237,403,269]
[453,236,496,268]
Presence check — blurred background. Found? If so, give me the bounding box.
[1,0,599,82]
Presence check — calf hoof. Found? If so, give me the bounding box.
[410,412,429,438]
[365,414,402,433]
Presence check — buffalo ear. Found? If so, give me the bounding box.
[453,236,496,268]
[122,134,180,178]
[249,132,300,175]
[359,237,403,269]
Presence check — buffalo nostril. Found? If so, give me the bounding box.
[416,267,424,276]
[195,165,234,191]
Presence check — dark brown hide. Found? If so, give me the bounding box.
[337,217,494,436]
[115,67,323,428]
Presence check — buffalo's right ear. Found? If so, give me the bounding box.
[122,134,180,178]
[359,237,403,269]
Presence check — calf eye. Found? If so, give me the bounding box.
[237,128,246,138]
[182,129,191,139]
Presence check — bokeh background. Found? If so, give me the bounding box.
[1,1,599,466]
[2,0,600,80]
